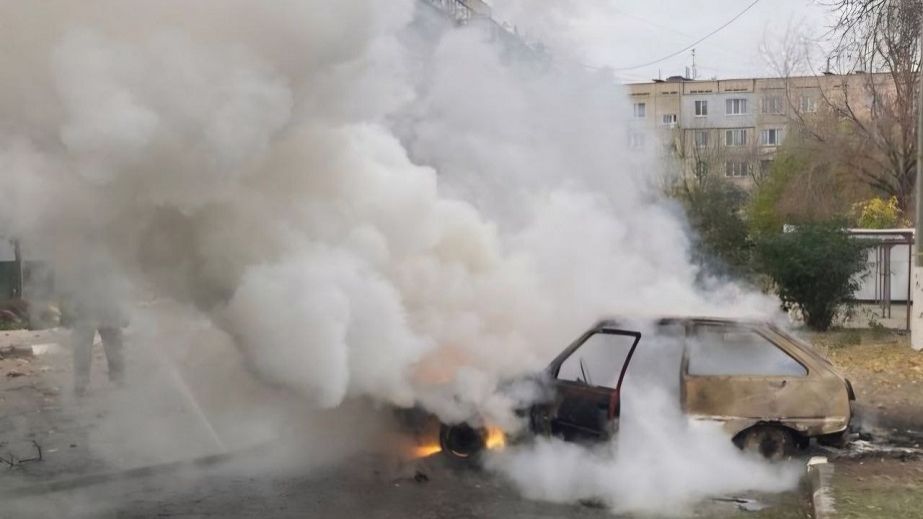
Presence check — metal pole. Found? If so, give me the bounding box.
[917,34,923,271]
[913,30,923,349]
[12,239,22,299]
[907,236,912,331]
[885,244,892,319]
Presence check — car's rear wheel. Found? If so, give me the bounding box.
[734,425,797,461]
[439,423,486,463]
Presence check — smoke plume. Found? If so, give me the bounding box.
[0,0,791,513]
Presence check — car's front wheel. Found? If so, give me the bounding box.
[439,423,487,463]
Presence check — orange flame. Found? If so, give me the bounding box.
[410,426,507,459]
[413,443,443,458]
[485,427,507,450]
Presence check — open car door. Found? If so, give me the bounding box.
[537,326,641,442]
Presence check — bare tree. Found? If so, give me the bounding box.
[668,125,764,199]
[800,0,923,210]
[667,127,753,272]
[775,133,864,221]
[674,127,724,197]
[759,19,824,78]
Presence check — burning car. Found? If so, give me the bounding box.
[434,317,855,461]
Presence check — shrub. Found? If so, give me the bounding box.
[680,178,752,276]
[748,150,798,236]
[754,222,870,331]
[853,196,904,229]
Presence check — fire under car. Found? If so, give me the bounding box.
[435,317,856,461]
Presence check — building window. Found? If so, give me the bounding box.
[799,96,817,113]
[725,128,747,146]
[694,100,708,116]
[661,114,677,125]
[694,160,709,178]
[725,160,751,178]
[633,102,646,118]
[762,95,784,114]
[628,131,645,149]
[760,128,782,145]
[726,98,748,115]
[694,130,708,148]
[759,159,773,176]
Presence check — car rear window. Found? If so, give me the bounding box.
[687,326,807,377]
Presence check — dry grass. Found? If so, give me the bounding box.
[834,458,923,519]
[809,329,923,410]
[810,329,923,518]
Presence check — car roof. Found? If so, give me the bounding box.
[594,316,767,329]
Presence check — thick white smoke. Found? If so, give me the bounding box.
[485,327,802,515]
[488,393,800,515]
[0,0,790,513]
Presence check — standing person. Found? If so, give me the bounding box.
[61,253,128,396]
[70,302,125,396]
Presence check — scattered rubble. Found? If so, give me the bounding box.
[819,427,923,462]
[0,440,43,468]
[835,439,923,461]
[0,345,33,359]
[577,498,606,509]
[712,497,768,512]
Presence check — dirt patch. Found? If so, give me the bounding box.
[806,329,923,517]
[811,329,923,434]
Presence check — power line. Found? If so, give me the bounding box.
[612,0,762,71]
[606,6,754,65]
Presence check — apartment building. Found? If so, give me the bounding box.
[626,72,889,189]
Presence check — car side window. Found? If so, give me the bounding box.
[687,325,807,377]
[557,331,635,388]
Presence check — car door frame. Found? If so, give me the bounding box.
[539,325,641,441]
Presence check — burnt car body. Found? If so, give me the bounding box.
[439,317,855,460]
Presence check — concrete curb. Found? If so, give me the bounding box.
[807,456,836,518]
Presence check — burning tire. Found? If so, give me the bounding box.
[734,424,797,461]
[438,423,487,462]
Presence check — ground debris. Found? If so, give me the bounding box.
[0,345,33,359]
[577,497,606,509]
[712,496,768,512]
[823,439,923,461]
[0,440,43,468]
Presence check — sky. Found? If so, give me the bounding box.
[490,0,835,83]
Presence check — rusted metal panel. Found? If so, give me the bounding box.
[681,321,851,438]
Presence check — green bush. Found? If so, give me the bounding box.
[681,178,752,276]
[748,150,799,236]
[754,222,870,331]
